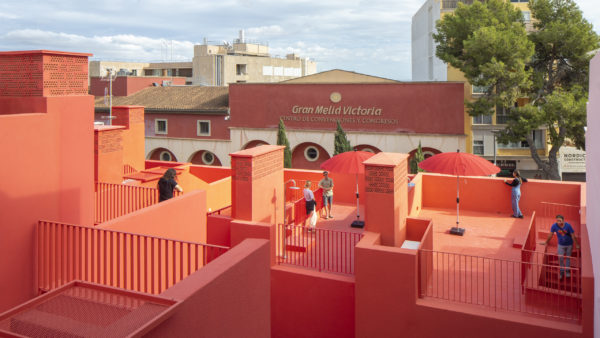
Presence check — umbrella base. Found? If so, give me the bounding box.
[449,227,465,236]
[351,220,365,228]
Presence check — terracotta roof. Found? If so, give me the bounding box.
[281,69,401,84]
[94,86,229,112]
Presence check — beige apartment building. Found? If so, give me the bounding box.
[89,31,316,86]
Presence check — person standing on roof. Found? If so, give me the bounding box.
[303,181,317,230]
[319,171,334,219]
[540,215,580,279]
[504,169,527,218]
[158,168,183,202]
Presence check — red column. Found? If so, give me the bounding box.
[363,153,409,246]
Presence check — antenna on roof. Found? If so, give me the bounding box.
[100,68,118,125]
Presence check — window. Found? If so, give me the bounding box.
[160,151,172,162]
[155,119,168,134]
[236,64,247,75]
[202,151,215,165]
[499,130,545,149]
[473,115,492,125]
[304,146,319,162]
[197,120,211,136]
[473,140,484,155]
[472,84,489,94]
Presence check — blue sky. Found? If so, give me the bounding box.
[0,0,598,80]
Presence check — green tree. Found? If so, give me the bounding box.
[277,119,292,168]
[334,120,353,155]
[410,141,426,174]
[434,0,598,180]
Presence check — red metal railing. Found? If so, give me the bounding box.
[37,220,229,295]
[95,182,183,224]
[207,205,232,216]
[419,249,581,321]
[277,224,363,275]
[123,164,137,175]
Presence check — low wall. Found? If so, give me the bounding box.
[421,174,581,216]
[147,239,271,338]
[207,215,232,247]
[271,265,355,338]
[355,231,584,338]
[284,169,365,205]
[99,190,207,243]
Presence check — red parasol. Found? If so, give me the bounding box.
[419,150,500,234]
[320,150,375,224]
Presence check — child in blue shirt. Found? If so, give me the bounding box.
[540,215,580,279]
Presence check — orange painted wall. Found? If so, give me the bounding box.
[99,190,207,243]
[421,174,581,216]
[407,174,424,217]
[113,106,146,172]
[148,239,271,338]
[137,164,231,212]
[355,232,585,338]
[94,126,125,183]
[271,265,355,338]
[0,51,95,312]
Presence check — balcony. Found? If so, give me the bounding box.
[496,114,511,125]
[442,0,474,9]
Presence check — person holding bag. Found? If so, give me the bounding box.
[303,181,318,231]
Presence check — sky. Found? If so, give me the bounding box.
[0,0,598,81]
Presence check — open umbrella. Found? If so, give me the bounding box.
[320,150,375,227]
[418,149,500,235]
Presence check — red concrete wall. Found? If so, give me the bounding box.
[189,165,231,183]
[89,76,185,97]
[99,190,207,243]
[229,83,465,134]
[355,232,584,338]
[148,239,271,338]
[0,50,95,312]
[144,113,230,140]
[207,215,232,247]
[230,219,276,266]
[271,266,355,338]
[421,174,582,216]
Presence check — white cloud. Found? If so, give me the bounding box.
[245,25,284,37]
[0,12,19,19]
[2,29,196,61]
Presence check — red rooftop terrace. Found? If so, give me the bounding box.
[0,50,596,337]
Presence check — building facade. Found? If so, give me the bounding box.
[95,70,466,169]
[412,0,547,178]
[89,32,316,88]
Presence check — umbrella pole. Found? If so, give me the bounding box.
[355,174,360,220]
[456,175,460,226]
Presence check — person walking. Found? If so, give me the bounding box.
[504,169,527,218]
[540,215,580,279]
[303,181,317,230]
[319,171,334,219]
[158,168,183,202]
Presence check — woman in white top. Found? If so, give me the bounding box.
[303,181,317,230]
